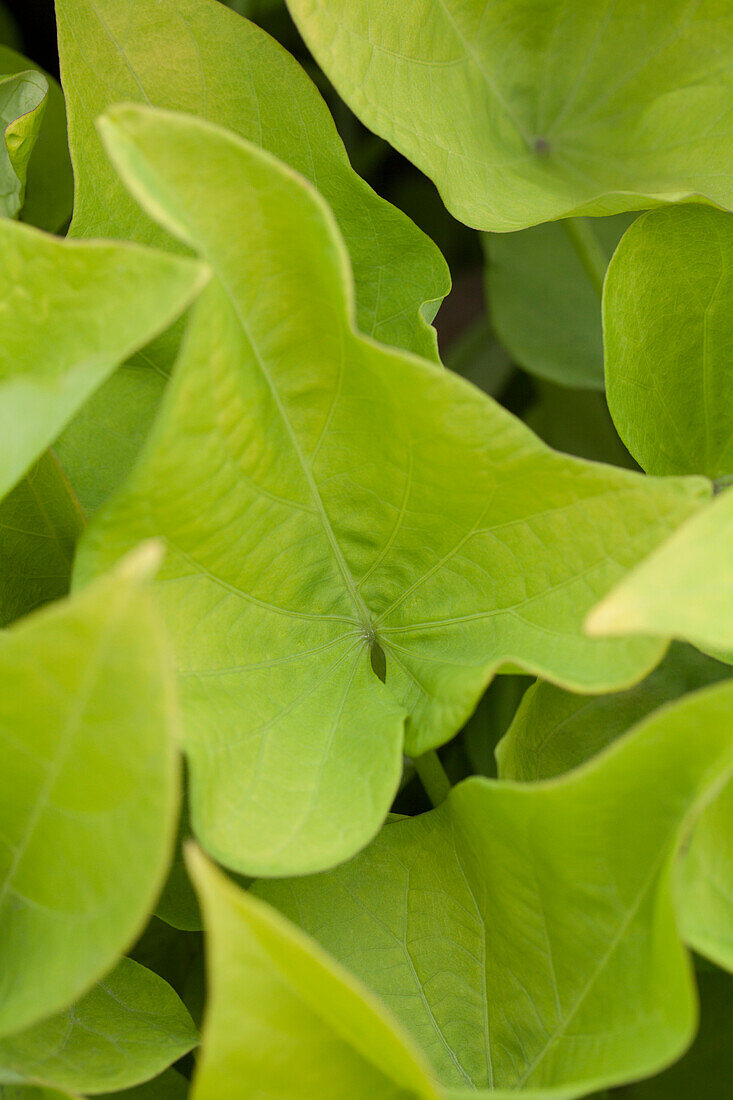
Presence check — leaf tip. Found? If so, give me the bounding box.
[115,538,166,585]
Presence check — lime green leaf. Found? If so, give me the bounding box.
[54,0,448,518]
[587,489,733,658]
[0,546,180,1037]
[0,46,73,233]
[75,103,710,876]
[0,451,84,627]
[620,970,732,1099]
[679,782,733,973]
[605,206,733,479]
[486,215,633,389]
[0,67,46,219]
[287,0,733,231]
[0,958,196,1095]
[55,0,447,362]
[497,648,733,974]
[497,643,729,782]
[257,679,733,1094]
[188,847,443,1100]
[0,217,207,502]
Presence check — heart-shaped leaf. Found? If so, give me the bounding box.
[188,848,442,1100]
[55,0,447,362]
[497,647,733,973]
[0,547,180,1036]
[75,104,710,876]
[605,205,733,479]
[0,217,207,502]
[0,958,197,1095]
[287,0,733,231]
[257,679,733,1094]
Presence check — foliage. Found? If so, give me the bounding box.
[0,0,730,1096]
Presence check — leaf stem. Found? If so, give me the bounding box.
[413,750,451,808]
[562,217,607,298]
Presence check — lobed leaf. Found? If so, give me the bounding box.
[76,104,710,876]
[257,679,733,1093]
[497,649,733,973]
[55,0,448,362]
[604,205,733,480]
[0,547,180,1036]
[0,217,207,502]
[0,958,197,1095]
[287,0,733,231]
[188,848,442,1100]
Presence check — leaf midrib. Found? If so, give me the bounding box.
[212,267,375,638]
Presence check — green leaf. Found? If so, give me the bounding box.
[0,958,197,1095]
[0,46,73,233]
[486,215,633,389]
[497,643,730,782]
[287,0,733,231]
[97,1068,189,1100]
[0,1088,78,1100]
[605,206,733,479]
[497,646,733,975]
[256,679,733,1094]
[55,0,447,362]
[619,970,733,1099]
[0,451,84,627]
[0,217,206,502]
[525,382,636,469]
[0,546,180,1037]
[76,103,710,876]
[587,489,733,659]
[679,782,733,973]
[187,846,443,1100]
[0,67,46,219]
[54,0,448,517]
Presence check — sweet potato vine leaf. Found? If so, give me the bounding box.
[54,0,448,517]
[55,0,448,362]
[497,646,733,973]
[587,488,733,660]
[0,958,197,1095]
[0,67,46,219]
[188,850,564,1100]
[0,546,180,1037]
[604,205,733,480]
[287,0,733,231]
[0,217,207,503]
[0,45,73,233]
[256,679,733,1094]
[74,103,711,877]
